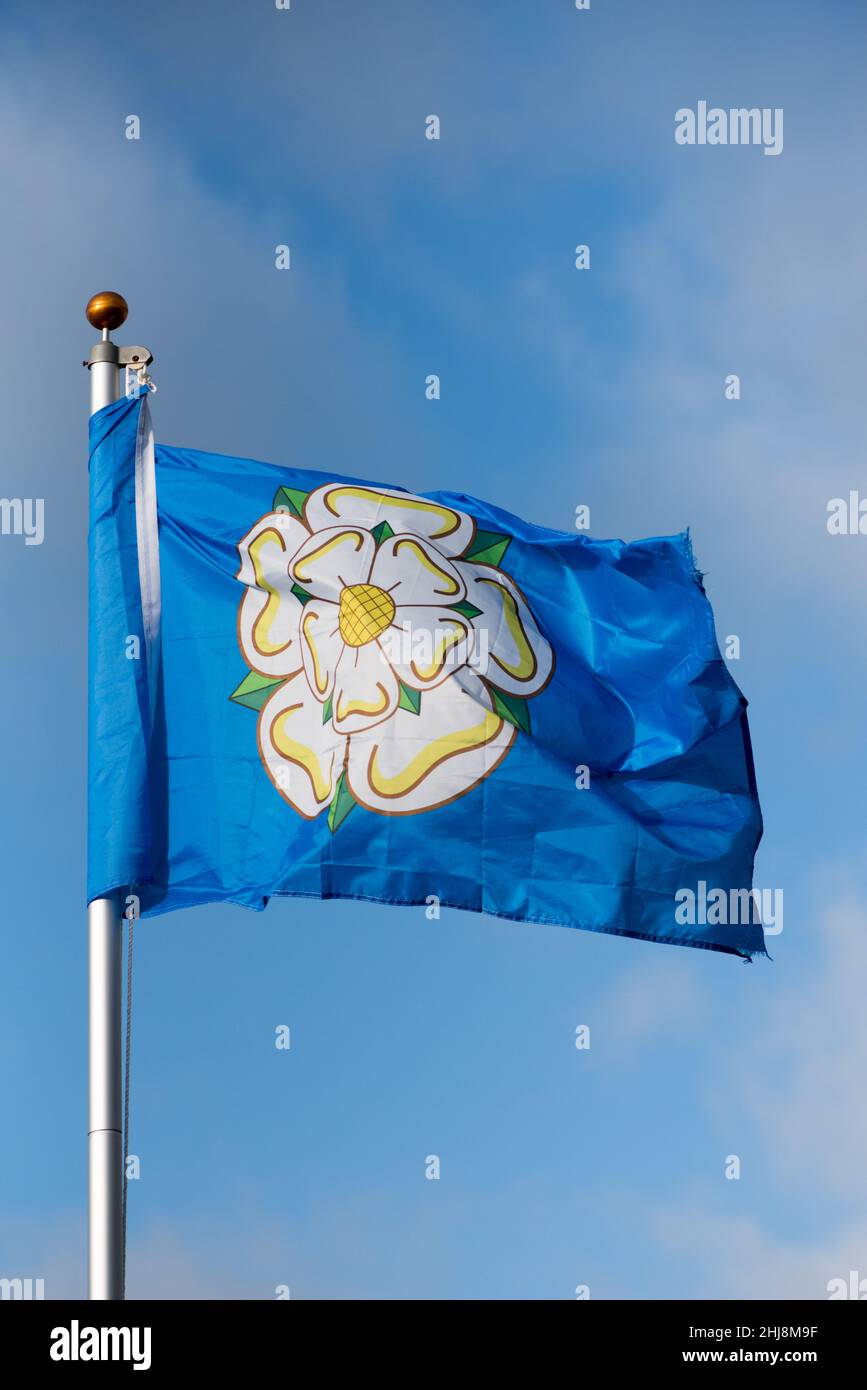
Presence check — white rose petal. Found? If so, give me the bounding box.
[456,560,553,697]
[290,525,375,602]
[380,605,472,691]
[237,512,308,677]
[258,671,345,819]
[332,640,400,735]
[298,599,343,703]
[370,532,466,607]
[304,482,475,556]
[346,668,514,815]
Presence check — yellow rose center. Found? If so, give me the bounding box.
[338,583,396,647]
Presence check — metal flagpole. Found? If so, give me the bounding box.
[87,892,123,1300]
[84,291,152,1300]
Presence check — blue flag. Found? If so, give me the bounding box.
[89,391,764,957]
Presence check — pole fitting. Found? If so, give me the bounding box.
[86,292,128,333]
[83,295,153,381]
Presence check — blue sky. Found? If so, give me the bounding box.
[1,0,866,1298]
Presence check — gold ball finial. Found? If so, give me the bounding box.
[86,291,128,333]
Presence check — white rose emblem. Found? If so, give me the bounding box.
[232,483,553,828]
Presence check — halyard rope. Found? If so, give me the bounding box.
[121,903,134,1298]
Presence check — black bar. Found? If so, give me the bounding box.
[3,1298,863,1374]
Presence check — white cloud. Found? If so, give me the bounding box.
[729,890,867,1199]
[597,954,707,1048]
[647,885,867,1297]
[654,1202,867,1300]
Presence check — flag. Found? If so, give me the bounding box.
[88,390,764,957]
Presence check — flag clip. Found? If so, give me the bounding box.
[118,345,155,397]
[124,363,157,396]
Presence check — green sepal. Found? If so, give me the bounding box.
[291,582,313,605]
[370,519,395,546]
[229,670,285,712]
[397,681,421,715]
[273,485,309,518]
[448,599,483,620]
[322,692,333,725]
[490,686,531,734]
[463,528,512,567]
[328,770,357,833]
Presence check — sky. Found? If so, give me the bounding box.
[1,0,866,1299]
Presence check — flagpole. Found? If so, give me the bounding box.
[85,291,128,1300]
